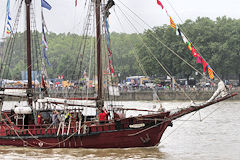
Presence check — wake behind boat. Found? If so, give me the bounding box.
[0,0,237,148]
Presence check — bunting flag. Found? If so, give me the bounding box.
[157,0,164,9]
[202,59,208,72]
[42,47,51,66]
[42,24,48,50]
[42,23,50,65]
[109,59,114,74]
[176,26,182,36]
[6,28,11,34]
[41,0,52,10]
[7,0,11,21]
[107,46,112,56]
[75,0,77,7]
[6,0,12,35]
[170,17,176,29]
[6,21,12,34]
[192,47,198,57]
[188,42,192,51]
[208,66,214,79]
[181,32,188,44]
[7,11,11,21]
[42,34,48,50]
[106,19,112,56]
[176,25,179,35]
[42,34,48,49]
[196,54,202,64]
[106,19,111,48]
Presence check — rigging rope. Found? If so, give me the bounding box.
[113,9,158,100]
[3,117,85,148]
[0,0,24,80]
[117,1,221,86]
[164,0,222,82]
[116,4,194,102]
[160,111,198,144]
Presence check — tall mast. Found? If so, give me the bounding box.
[95,0,103,108]
[25,0,32,105]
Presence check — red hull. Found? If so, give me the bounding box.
[0,93,237,148]
[0,112,171,148]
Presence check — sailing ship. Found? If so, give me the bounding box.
[0,0,237,148]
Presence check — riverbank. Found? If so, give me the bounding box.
[4,90,239,101]
[108,90,240,101]
[48,89,239,101]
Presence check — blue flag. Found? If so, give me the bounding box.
[42,24,48,50]
[42,47,51,66]
[106,19,111,48]
[41,0,52,10]
[7,21,12,33]
[6,0,11,20]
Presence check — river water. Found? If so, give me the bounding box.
[0,101,239,160]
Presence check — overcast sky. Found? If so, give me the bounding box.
[0,0,239,37]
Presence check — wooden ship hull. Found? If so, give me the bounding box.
[0,93,236,148]
[0,112,170,148]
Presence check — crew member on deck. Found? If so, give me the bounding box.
[38,113,43,125]
[98,109,109,124]
[113,110,120,120]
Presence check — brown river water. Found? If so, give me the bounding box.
[0,101,239,160]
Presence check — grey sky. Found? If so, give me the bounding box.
[0,0,239,37]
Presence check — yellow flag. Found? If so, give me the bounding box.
[188,42,192,51]
[170,17,176,29]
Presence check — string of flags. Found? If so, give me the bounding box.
[106,19,115,74]
[156,0,215,80]
[41,0,52,66]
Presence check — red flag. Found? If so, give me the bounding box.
[41,75,48,96]
[41,76,45,88]
[202,59,207,72]
[61,75,63,79]
[196,54,202,64]
[157,0,164,9]
[75,0,77,7]
[208,66,214,79]
[170,17,176,29]
[192,47,198,57]
[107,46,112,56]
[109,59,114,73]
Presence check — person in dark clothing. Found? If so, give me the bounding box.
[113,110,120,120]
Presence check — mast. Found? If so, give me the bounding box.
[95,0,103,109]
[25,0,32,105]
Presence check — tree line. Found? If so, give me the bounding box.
[1,16,239,83]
